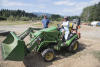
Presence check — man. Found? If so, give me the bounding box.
[42,15,50,28]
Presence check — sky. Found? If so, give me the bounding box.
[0,0,100,16]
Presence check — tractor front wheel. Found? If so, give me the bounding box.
[41,49,55,62]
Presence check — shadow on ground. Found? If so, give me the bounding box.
[54,42,86,61]
[23,42,86,67]
[23,53,52,67]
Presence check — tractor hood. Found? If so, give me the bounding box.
[33,27,58,36]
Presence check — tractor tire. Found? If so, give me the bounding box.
[41,48,55,62]
[68,40,79,53]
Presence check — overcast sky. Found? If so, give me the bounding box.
[0,0,100,16]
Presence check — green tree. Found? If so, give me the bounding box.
[0,9,37,21]
[7,16,15,21]
[81,2,100,22]
[50,14,62,21]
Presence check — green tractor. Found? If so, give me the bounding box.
[1,24,81,62]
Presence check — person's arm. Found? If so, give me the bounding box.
[47,19,50,27]
[60,24,63,28]
[60,22,63,28]
[41,19,44,28]
[48,19,50,23]
[42,23,43,28]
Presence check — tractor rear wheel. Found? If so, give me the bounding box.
[68,40,79,53]
[41,49,55,62]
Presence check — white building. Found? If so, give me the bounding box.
[91,21,100,26]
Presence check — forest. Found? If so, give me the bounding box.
[0,9,79,21]
[81,2,100,21]
[0,9,62,21]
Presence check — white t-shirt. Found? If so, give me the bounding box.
[62,21,69,31]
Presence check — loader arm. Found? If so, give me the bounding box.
[18,27,42,40]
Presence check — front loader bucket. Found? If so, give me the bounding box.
[1,32,28,61]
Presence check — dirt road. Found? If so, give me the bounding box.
[0,25,100,67]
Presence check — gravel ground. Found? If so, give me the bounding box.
[0,25,100,67]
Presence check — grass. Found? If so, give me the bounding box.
[49,21,61,27]
[0,21,31,26]
[32,22,42,27]
[32,21,61,27]
[0,21,61,27]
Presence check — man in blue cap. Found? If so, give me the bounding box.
[42,15,50,28]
